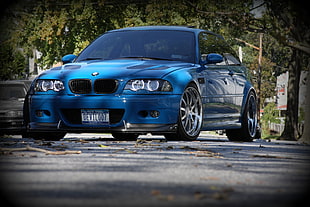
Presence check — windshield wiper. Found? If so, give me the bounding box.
[120,56,173,61]
[78,57,104,62]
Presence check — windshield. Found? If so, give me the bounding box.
[76,30,195,63]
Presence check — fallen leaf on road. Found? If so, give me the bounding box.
[179,145,203,151]
[125,149,137,154]
[114,148,137,154]
[252,154,292,159]
[209,186,219,190]
[40,141,53,146]
[195,150,222,158]
[135,139,162,147]
[179,146,222,158]
[200,176,220,181]
[166,146,174,150]
[211,192,229,200]
[151,190,161,196]
[150,190,175,201]
[194,191,207,200]
[0,145,81,155]
[210,187,234,200]
[75,139,89,143]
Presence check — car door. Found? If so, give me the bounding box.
[198,32,237,129]
[204,64,236,117]
[224,53,247,115]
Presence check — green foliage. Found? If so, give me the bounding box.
[0,42,26,80]
[5,0,127,68]
[263,0,310,55]
[1,0,305,95]
[261,102,281,137]
[262,102,281,124]
[250,55,276,108]
[2,0,263,69]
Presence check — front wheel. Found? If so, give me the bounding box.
[165,85,203,141]
[226,91,257,142]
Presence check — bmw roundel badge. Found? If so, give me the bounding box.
[92,72,99,76]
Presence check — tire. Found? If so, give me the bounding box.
[165,84,203,141]
[112,133,139,141]
[226,91,257,142]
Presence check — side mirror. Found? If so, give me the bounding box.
[62,54,77,64]
[200,53,223,65]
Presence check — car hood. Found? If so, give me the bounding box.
[39,59,194,80]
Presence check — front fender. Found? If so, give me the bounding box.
[164,67,199,94]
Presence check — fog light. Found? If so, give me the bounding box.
[150,110,160,118]
[35,110,51,117]
[35,110,44,117]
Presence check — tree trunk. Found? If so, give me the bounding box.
[280,49,301,140]
[299,71,310,144]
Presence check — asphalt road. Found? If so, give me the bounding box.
[0,133,310,207]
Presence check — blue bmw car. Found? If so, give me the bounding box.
[24,26,258,141]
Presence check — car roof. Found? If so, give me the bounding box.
[107,26,223,38]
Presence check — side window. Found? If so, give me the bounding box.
[224,53,241,66]
[199,32,223,54]
[216,39,241,66]
[199,32,240,66]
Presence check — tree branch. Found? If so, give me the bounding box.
[287,41,310,55]
[183,0,238,16]
[249,2,266,12]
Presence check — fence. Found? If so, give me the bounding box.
[268,123,285,135]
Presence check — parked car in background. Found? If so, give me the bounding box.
[0,80,31,135]
[24,26,258,141]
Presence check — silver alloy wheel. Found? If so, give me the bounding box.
[180,86,203,137]
[247,94,257,137]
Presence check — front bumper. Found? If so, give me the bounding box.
[27,94,181,133]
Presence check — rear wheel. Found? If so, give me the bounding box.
[165,85,203,141]
[226,91,257,142]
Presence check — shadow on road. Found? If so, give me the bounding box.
[1,133,310,207]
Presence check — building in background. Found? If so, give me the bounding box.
[271,71,308,134]
[28,49,44,80]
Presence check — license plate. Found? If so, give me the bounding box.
[81,109,109,125]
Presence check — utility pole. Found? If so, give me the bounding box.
[257,33,263,124]
[235,33,263,124]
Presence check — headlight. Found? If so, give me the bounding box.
[53,80,65,91]
[125,79,173,92]
[35,79,65,92]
